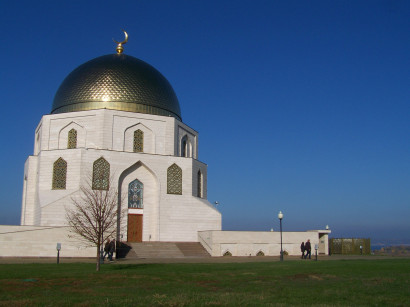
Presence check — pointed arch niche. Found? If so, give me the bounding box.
[118,161,159,242]
[124,123,155,154]
[179,132,196,158]
[58,122,86,149]
[197,169,203,198]
[180,135,189,157]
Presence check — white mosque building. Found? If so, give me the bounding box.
[0,34,330,258]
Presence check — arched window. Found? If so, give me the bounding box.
[181,135,188,157]
[197,170,202,198]
[52,158,67,189]
[133,129,144,152]
[92,157,110,190]
[167,163,182,195]
[128,179,143,208]
[67,129,77,149]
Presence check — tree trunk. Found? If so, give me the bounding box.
[96,244,100,271]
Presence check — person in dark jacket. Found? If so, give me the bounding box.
[304,239,311,259]
[103,239,110,260]
[300,242,305,259]
[108,238,116,261]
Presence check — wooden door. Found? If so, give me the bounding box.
[127,214,143,242]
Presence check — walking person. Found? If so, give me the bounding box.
[304,239,311,259]
[109,238,116,261]
[103,239,110,260]
[300,242,305,259]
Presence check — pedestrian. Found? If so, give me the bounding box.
[109,238,116,261]
[300,242,305,259]
[103,239,110,260]
[304,239,311,259]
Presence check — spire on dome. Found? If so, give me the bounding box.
[113,30,128,54]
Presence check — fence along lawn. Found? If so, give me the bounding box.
[0,259,408,306]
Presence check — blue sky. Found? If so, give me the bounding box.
[0,1,409,244]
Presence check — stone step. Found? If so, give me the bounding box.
[119,242,210,259]
[175,242,211,257]
[131,242,184,258]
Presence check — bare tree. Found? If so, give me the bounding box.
[66,175,123,271]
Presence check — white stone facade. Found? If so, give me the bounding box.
[20,109,222,244]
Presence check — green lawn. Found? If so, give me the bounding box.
[0,259,409,306]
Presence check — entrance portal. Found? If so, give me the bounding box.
[127,214,143,242]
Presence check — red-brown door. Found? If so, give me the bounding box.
[127,214,143,242]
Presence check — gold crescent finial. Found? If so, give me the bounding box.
[113,30,128,54]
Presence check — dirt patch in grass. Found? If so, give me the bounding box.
[195,280,220,291]
[288,273,337,281]
[241,272,257,275]
[63,286,95,295]
[128,274,145,279]
[0,299,34,307]
[365,277,395,285]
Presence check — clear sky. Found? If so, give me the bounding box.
[0,1,409,245]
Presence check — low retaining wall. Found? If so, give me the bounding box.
[198,230,330,257]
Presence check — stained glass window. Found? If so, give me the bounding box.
[67,129,77,149]
[133,129,144,152]
[167,163,182,195]
[128,179,143,208]
[52,157,67,189]
[197,170,202,198]
[92,157,110,190]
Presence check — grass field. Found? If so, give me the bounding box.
[0,259,409,306]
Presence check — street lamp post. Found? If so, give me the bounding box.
[278,211,284,261]
[56,243,61,264]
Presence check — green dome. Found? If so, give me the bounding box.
[51,54,181,120]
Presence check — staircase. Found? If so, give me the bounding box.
[121,242,210,259]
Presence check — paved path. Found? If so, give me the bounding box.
[0,254,407,264]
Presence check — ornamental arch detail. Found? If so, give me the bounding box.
[58,122,85,150]
[123,123,154,154]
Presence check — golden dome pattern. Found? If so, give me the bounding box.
[51,54,181,120]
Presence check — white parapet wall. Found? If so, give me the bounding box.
[0,225,330,258]
[198,230,330,257]
[0,225,96,257]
